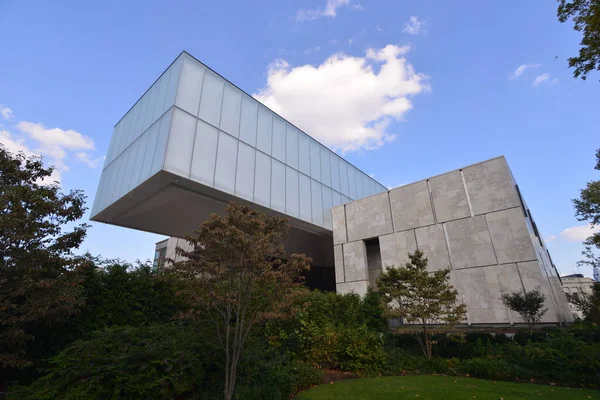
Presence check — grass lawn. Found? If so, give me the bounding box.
[296,375,600,400]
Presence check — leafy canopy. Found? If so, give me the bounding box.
[169,203,311,400]
[0,145,88,369]
[376,250,466,359]
[500,288,548,331]
[557,0,600,80]
[573,149,600,249]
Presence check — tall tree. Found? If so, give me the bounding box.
[0,146,88,369]
[568,282,600,323]
[169,203,311,400]
[500,288,548,332]
[573,149,600,249]
[376,250,466,359]
[557,0,600,80]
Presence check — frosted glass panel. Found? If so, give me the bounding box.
[164,57,182,113]
[220,84,241,137]
[339,160,349,196]
[153,71,168,121]
[309,140,321,181]
[151,109,173,176]
[164,108,196,177]
[254,152,271,206]
[348,166,357,199]
[298,134,310,175]
[332,191,342,207]
[176,55,205,115]
[190,120,218,185]
[130,132,148,190]
[330,156,340,192]
[140,123,159,182]
[235,142,255,201]
[285,125,299,169]
[271,159,285,212]
[119,146,135,200]
[125,139,141,192]
[272,116,285,162]
[285,167,299,218]
[299,174,312,222]
[342,195,350,204]
[322,186,333,230]
[143,86,158,132]
[320,148,331,187]
[311,180,323,226]
[198,71,224,127]
[239,95,258,146]
[214,132,238,194]
[256,107,272,155]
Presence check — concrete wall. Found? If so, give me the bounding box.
[332,156,572,325]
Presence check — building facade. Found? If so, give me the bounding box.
[92,51,572,326]
[561,274,596,320]
[332,157,573,325]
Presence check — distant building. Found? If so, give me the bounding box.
[561,274,596,320]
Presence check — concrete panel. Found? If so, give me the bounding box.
[389,181,434,231]
[462,158,521,216]
[345,192,393,242]
[517,261,560,323]
[334,244,345,284]
[428,171,471,223]
[380,230,418,270]
[415,225,451,272]
[445,215,497,269]
[337,280,368,296]
[332,205,347,245]
[486,208,536,264]
[342,240,368,282]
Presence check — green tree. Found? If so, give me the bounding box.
[0,146,87,370]
[573,149,600,249]
[568,283,600,323]
[500,288,548,332]
[169,203,311,400]
[376,250,466,359]
[557,0,600,80]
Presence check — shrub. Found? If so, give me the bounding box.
[9,324,215,400]
[458,357,532,381]
[336,326,386,372]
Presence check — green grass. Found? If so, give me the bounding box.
[296,375,600,400]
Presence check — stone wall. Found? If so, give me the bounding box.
[332,156,572,325]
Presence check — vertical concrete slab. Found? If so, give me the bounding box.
[486,208,536,264]
[332,205,347,245]
[345,192,393,242]
[415,224,451,272]
[389,181,434,231]
[342,240,368,282]
[462,158,521,215]
[444,215,497,269]
[379,230,418,270]
[517,261,560,323]
[428,171,471,223]
[336,280,368,296]
[334,244,345,284]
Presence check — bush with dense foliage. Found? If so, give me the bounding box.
[266,289,387,372]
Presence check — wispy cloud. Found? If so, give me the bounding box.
[509,63,540,79]
[560,224,600,242]
[304,46,322,55]
[403,16,427,35]
[0,104,14,120]
[296,0,361,21]
[532,73,550,87]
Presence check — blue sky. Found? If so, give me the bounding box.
[0,0,598,276]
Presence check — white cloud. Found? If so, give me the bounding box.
[76,152,105,168]
[545,234,557,242]
[560,224,600,242]
[551,78,559,84]
[296,0,360,21]
[0,105,100,184]
[403,16,426,35]
[532,73,550,86]
[509,63,540,79]
[0,105,14,120]
[255,44,429,153]
[304,46,322,55]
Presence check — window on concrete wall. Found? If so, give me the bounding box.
[365,238,382,288]
[153,247,167,268]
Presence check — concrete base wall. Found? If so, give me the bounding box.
[333,157,572,325]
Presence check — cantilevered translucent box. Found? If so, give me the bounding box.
[91,52,387,267]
